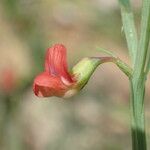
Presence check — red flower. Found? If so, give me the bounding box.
[33,44,76,98]
[33,43,130,99]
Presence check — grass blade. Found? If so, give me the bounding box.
[118,0,138,66]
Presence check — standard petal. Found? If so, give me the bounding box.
[45,44,73,83]
[33,72,68,97]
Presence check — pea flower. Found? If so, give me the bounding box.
[33,44,98,98]
[33,44,131,98]
[33,44,76,98]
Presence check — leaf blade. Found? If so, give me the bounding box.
[118,0,138,66]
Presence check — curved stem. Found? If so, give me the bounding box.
[72,56,132,92]
[90,56,132,78]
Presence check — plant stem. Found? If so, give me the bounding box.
[130,78,146,150]
[130,0,150,149]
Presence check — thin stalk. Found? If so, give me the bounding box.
[130,79,146,150]
[130,0,150,150]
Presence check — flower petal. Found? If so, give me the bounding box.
[33,72,68,97]
[45,44,73,83]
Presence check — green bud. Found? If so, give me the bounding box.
[72,57,113,90]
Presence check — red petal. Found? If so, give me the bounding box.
[33,72,68,97]
[45,44,73,84]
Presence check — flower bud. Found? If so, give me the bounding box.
[72,57,101,90]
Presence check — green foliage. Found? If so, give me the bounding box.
[105,0,150,149]
[96,47,116,57]
[139,0,150,74]
[118,0,138,66]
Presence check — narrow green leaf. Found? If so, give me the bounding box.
[134,0,150,76]
[141,0,150,75]
[96,47,116,57]
[145,47,150,74]
[118,0,138,66]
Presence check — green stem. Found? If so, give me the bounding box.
[130,78,146,150]
[130,0,150,150]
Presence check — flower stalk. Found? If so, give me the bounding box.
[72,56,132,91]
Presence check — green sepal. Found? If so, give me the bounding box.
[72,57,101,90]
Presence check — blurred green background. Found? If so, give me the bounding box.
[0,0,149,150]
